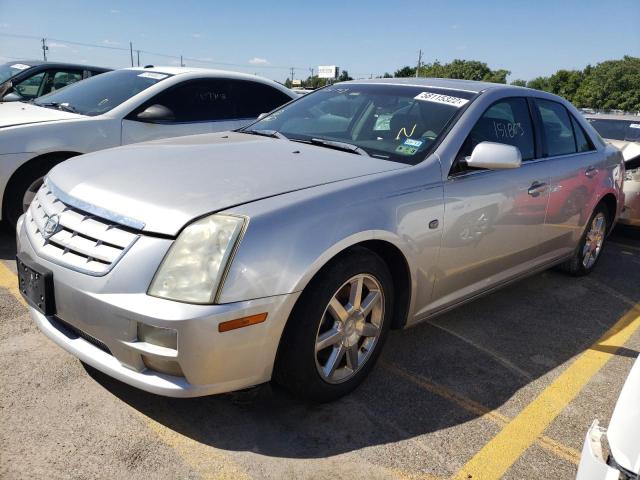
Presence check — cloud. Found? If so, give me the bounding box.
[110,9,120,14]
[451,24,459,30]
[0,23,10,29]
[249,57,269,65]
[102,39,120,46]
[191,33,203,38]
[48,41,69,49]
[456,44,467,51]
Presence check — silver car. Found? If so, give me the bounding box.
[16,79,624,402]
[585,114,640,227]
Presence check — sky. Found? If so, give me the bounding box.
[0,0,638,83]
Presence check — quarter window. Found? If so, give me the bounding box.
[570,115,594,152]
[535,99,577,157]
[458,97,535,161]
[229,81,292,118]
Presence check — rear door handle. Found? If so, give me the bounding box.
[585,166,598,178]
[528,181,548,197]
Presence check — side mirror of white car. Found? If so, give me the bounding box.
[2,92,22,102]
[136,104,175,122]
[465,141,522,170]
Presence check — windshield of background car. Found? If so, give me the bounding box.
[249,84,476,164]
[0,62,32,83]
[587,118,640,142]
[33,69,173,116]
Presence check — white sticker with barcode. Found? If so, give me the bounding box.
[138,72,168,80]
[630,123,640,129]
[11,63,30,70]
[414,92,469,107]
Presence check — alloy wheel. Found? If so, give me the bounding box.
[582,212,606,269]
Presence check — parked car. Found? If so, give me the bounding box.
[585,114,640,227]
[0,60,109,102]
[16,79,624,402]
[0,67,296,226]
[576,355,640,479]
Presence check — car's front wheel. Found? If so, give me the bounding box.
[274,247,394,402]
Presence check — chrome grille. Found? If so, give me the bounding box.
[25,182,139,275]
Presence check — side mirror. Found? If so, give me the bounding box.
[2,92,23,102]
[136,104,175,122]
[465,142,522,170]
[257,112,268,120]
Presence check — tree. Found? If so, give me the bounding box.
[511,79,527,87]
[409,59,510,83]
[573,56,640,111]
[394,66,416,77]
[383,72,393,78]
[338,70,353,82]
[526,76,549,91]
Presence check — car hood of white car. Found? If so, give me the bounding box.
[47,132,408,236]
[607,354,640,474]
[607,139,640,163]
[0,101,82,128]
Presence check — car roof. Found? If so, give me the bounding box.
[343,77,508,93]
[7,60,110,71]
[584,113,640,122]
[123,66,267,78]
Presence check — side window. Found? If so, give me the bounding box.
[13,72,45,99]
[458,97,535,161]
[228,81,292,118]
[146,79,234,122]
[43,70,83,95]
[535,99,576,157]
[570,115,594,153]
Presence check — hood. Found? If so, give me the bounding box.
[0,101,82,128]
[48,132,407,235]
[607,355,640,475]
[607,139,640,163]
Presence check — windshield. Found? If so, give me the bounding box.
[0,62,32,84]
[247,84,475,164]
[587,118,640,142]
[33,69,172,116]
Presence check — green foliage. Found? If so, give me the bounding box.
[511,79,527,87]
[394,66,416,77]
[394,59,509,83]
[338,70,353,82]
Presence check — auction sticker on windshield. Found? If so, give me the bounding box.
[138,72,168,80]
[414,92,469,108]
[11,64,30,70]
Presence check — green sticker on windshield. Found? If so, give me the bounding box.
[396,145,418,155]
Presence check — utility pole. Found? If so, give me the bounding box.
[136,50,140,67]
[415,49,422,78]
[290,67,295,82]
[180,55,185,67]
[129,42,134,67]
[309,67,314,78]
[41,38,48,61]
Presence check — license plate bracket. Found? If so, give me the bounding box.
[16,253,56,316]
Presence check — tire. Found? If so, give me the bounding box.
[560,203,610,276]
[274,247,394,402]
[3,154,71,228]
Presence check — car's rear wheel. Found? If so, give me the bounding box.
[274,247,393,402]
[560,203,609,276]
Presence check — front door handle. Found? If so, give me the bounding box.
[585,166,598,178]
[528,181,548,197]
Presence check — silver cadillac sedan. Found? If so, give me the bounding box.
[16,79,624,402]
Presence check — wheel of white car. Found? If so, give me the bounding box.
[274,246,394,402]
[560,202,610,276]
[3,153,74,228]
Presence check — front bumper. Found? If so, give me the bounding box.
[576,421,624,480]
[18,217,300,398]
[619,177,640,226]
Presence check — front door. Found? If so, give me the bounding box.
[427,97,551,314]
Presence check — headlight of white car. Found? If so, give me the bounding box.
[148,214,245,304]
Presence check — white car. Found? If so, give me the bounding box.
[576,355,640,479]
[0,66,296,226]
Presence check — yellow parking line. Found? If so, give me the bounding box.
[452,303,640,480]
[0,263,248,479]
[382,362,581,465]
[0,260,26,306]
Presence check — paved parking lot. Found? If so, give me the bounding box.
[1,225,639,479]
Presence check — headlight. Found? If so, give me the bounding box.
[148,214,245,303]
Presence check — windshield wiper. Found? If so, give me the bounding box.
[240,129,288,140]
[307,138,370,156]
[37,102,78,114]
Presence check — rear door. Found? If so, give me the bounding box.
[429,97,552,312]
[532,99,601,261]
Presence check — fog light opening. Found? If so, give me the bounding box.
[141,355,184,377]
[137,323,177,350]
